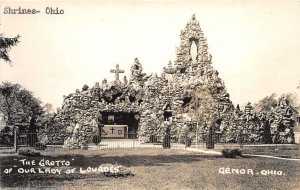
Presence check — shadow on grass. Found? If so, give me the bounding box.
[49,153,223,167]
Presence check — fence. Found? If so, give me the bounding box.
[1,130,298,152]
[13,132,201,150]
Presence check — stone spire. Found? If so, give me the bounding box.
[129,57,146,85]
[175,14,211,73]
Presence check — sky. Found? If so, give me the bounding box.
[0,0,300,109]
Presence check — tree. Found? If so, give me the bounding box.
[188,87,218,132]
[43,103,53,115]
[253,92,299,113]
[0,81,44,131]
[253,93,277,113]
[0,34,20,63]
[0,82,21,125]
[282,92,299,108]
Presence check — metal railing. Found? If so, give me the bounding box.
[0,130,297,151]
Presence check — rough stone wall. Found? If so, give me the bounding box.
[125,15,234,143]
[220,97,295,144]
[39,15,295,146]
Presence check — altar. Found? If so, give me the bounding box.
[101,125,128,138]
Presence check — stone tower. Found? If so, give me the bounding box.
[175,14,211,74]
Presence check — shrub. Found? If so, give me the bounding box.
[35,142,47,150]
[221,148,242,158]
[80,142,89,150]
[231,148,243,157]
[18,148,41,157]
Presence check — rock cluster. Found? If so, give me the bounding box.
[40,80,141,146]
[137,15,234,143]
[215,96,295,144]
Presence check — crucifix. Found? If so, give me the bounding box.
[110,64,125,81]
[110,127,115,134]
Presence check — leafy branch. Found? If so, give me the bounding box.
[0,33,20,63]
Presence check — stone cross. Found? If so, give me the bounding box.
[110,64,124,81]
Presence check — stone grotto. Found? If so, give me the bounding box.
[39,15,295,148]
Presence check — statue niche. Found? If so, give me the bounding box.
[190,40,198,62]
[187,39,200,72]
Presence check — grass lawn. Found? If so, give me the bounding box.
[0,149,299,190]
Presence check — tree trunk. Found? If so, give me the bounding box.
[5,95,11,125]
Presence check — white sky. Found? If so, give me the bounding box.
[0,1,300,109]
